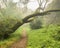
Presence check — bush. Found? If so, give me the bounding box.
[30,17,42,29]
[0,9,22,39]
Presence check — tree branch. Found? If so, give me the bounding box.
[23,9,60,23]
[12,9,60,32]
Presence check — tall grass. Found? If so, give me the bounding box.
[27,25,60,48]
[0,23,30,48]
[0,27,22,48]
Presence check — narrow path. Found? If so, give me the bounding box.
[10,30,28,48]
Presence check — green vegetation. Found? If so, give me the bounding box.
[27,25,60,48]
[0,23,60,48]
[0,27,22,48]
[0,0,60,48]
[30,17,42,29]
[0,0,22,39]
[0,24,30,48]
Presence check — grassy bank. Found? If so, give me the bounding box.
[0,24,30,48]
[0,27,22,48]
[27,25,60,48]
[0,24,60,48]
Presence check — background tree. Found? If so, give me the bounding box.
[43,0,60,25]
[0,0,22,39]
[20,0,29,12]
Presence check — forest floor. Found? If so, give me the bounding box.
[10,30,28,48]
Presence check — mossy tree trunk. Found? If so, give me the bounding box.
[0,9,60,39]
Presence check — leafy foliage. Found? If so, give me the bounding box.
[27,25,60,48]
[30,17,42,29]
[0,27,22,48]
[0,1,22,39]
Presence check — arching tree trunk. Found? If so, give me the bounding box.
[0,9,60,39]
[11,9,60,32]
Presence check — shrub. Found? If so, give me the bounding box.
[30,17,42,29]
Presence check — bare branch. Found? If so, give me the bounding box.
[43,0,48,10]
[12,9,60,32]
[23,9,60,23]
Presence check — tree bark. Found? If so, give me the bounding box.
[12,9,60,32]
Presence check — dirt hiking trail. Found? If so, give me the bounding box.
[10,30,28,48]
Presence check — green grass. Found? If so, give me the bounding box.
[0,24,30,48]
[27,25,60,48]
[0,27,22,48]
[0,24,60,48]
